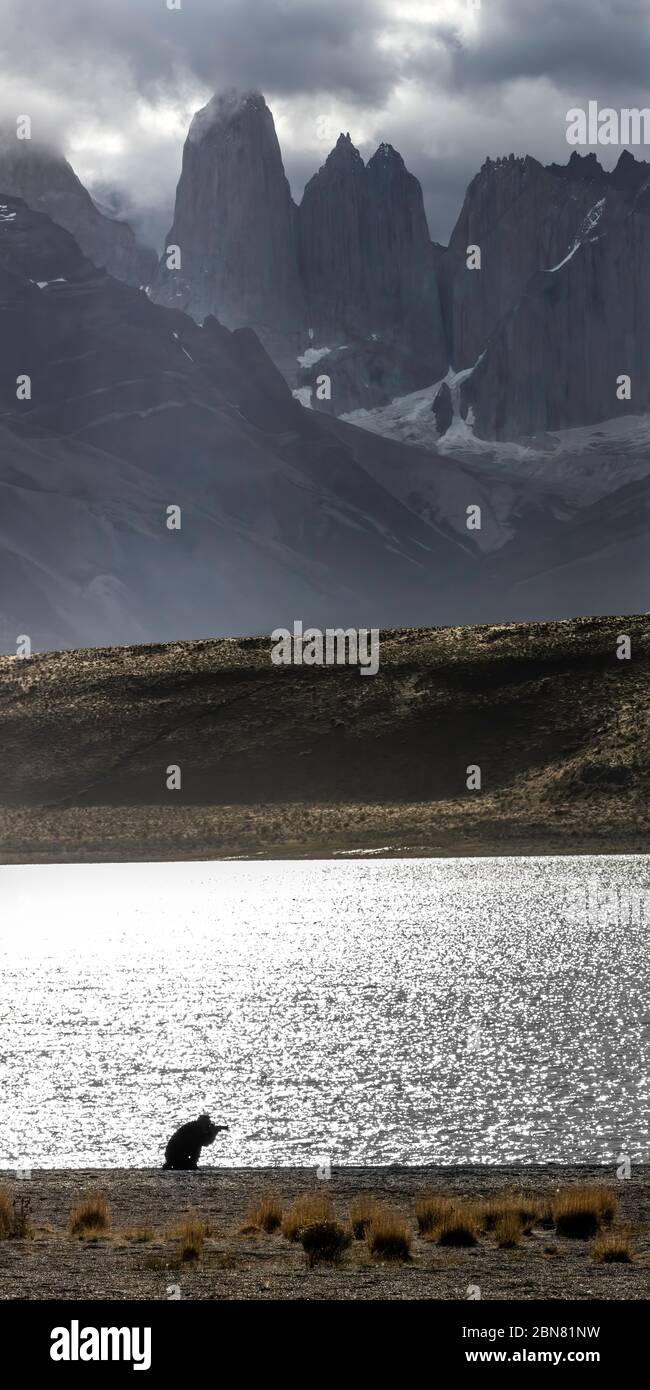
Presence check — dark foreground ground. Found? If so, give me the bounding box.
[1,614,648,863]
[0,1166,647,1301]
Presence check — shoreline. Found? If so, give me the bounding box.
[2,830,650,866]
[1,1165,647,1301]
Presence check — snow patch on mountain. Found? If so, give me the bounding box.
[341,356,486,451]
[342,382,444,448]
[297,346,332,368]
[548,198,606,272]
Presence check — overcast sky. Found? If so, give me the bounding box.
[2,0,649,249]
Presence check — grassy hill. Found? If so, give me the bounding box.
[1,614,648,863]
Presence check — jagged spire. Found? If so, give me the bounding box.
[327,132,364,168]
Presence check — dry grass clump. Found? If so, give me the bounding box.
[122,1226,154,1243]
[0,1187,12,1238]
[244,1192,283,1234]
[436,1206,480,1248]
[552,1185,617,1239]
[69,1192,110,1237]
[282,1192,333,1242]
[367,1207,413,1262]
[349,1196,382,1240]
[300,1220,351,1268]
[494,1213,522,1249]
[416,1194,481,1247]
[0,1193,34,1240]
[415,1194,457,1236]
[479,1195,541,1234]
[592,1231,634,1264]
[176,1215,205,1262]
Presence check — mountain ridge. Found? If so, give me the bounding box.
[6,95,650,441]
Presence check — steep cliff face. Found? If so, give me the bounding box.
[133,88,650,439]
[291,136,447,412]
[296,134,367,340]
[150,91,306,370]
[297,136,446,381]
[0,137,156,287]
[364,143,443,365]
[458,152,650,438]
[440,153,615,369]
[150,97,447,406]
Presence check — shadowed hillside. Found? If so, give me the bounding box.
[0,615,648,863]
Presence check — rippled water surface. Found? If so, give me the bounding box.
[1,857,647,1166]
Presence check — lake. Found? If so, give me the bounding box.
[0,856,647,1168]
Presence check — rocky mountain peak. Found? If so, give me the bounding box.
[367,142,406,174]
[610,148,650,192]
[325,132,365,171]
[548,150,606,184]
[150,88,305,369]
[187,89,269,145]
[0,132,155,286]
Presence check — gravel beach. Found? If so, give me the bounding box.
[1,1166,647,1301]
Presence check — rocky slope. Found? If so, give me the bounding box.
[0,194,489,654]
[0,136,156,287]
[1,194,648,656]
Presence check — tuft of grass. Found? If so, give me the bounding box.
[8,1195,34,1240]
[592,1232,634,1264]
[244,1192,283,1234]
[176,1215,205,1262]
[123,1226,154,1243]
[494,1213,522,1249]
[0,1187,12,1238]
[78,1226,109,1244]
[300,1220,351,1268]
[552,1185,617,1240]
[415,1194,457,1236]
[349,1196,382,1240]
[69,1192,110,1237]
[282,1192,333,1242]
[367,1208,413,1262]
[479,1196,541,1234]
[437,1206,480,1248]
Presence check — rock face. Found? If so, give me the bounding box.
[296,137,447,408]
[150,95,446,404]
[0,137,156,287]
[150,91,306,372]
[298,136,444,360]
[442,151,650,439]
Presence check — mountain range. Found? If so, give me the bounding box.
[148,91,650,440]
[0,94,648,652]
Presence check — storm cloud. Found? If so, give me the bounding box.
[1,0,649,247]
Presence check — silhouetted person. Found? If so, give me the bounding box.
[162,1113,228,1170]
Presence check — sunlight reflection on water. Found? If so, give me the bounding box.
[0,856,647,1167]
